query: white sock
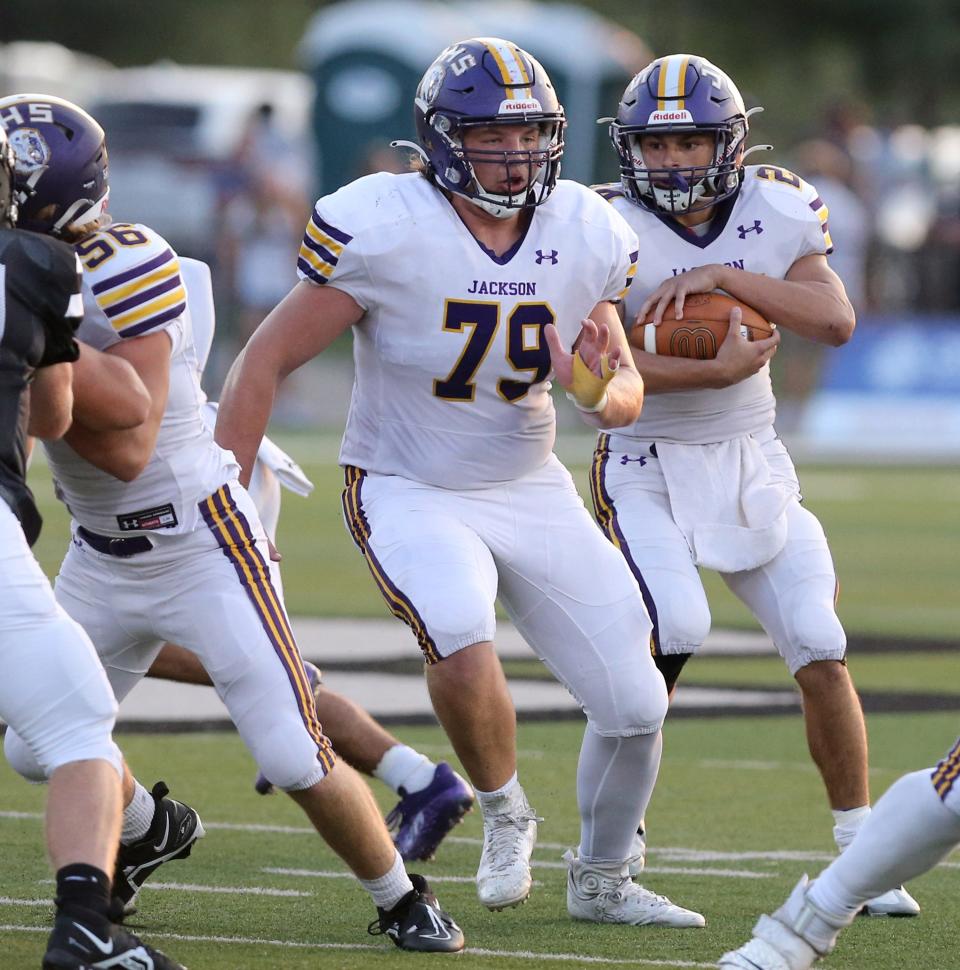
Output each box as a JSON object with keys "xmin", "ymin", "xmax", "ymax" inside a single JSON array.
[
  {"xmin": 358, "ymin": 850, "xmax": 414, "ymax": 910},
  {"xmin": 121, "ymin": 781, "xmax": 155, "ymax": 844},
  {"xmin": 373, "ymin": 745, "xmax": 436, "ymax": 795},
  {"xmin": 476, "ymin": 772, "xmax": 524, "ymax": 816},
  {"xmin": 811, "ymin": 769, "xmax": 960, "ymax": 920},
  {"xmin": 832, "ymin": 804, "xmax": 871, "ymax": 852}
]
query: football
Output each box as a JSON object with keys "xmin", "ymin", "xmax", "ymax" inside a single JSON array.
[{"xmin": 631, "ymin": 292, "xmax": 774, "ymax": 360}]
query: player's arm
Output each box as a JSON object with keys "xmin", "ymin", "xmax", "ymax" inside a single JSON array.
[
  {"xmin": 69, "ymin": 341, "xmax": 152, "ymax": 431},
  {"xmin": 639, "ymin": 256, "xmax": 855, "ymax": 346},
  {"xmin": 63, "ymin": 331, "xmax": 172, "ymax": 481},
  {"xmin": 27, "ymin": 363, "xmax": 74, "ymax": 440},
  {"xmin": 217, "ymin": 281, "xmax": 363, "ymax": 486},
  {"xmin": 545, "ymin": 300, "xmax": 644, "ymax": 429}
]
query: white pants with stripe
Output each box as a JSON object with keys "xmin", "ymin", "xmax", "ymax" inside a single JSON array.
[
  {"xmin": 5, "ymin": 481, "xmax": 332, "ymax": 791},
  {"xmin": 341, "ymin": 454, "xmax": 668, "ymax": 737},
  {"xmin": 592, "ymin": 429, "xmax": 847, "ymax": 676}
]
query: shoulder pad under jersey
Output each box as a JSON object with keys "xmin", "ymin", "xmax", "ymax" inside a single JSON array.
[{"xmin": 75, "ymin": 222, "xmax": 187, "ymax": 339}]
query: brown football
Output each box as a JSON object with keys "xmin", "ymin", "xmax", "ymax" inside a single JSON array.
[{"xmin": 631, "ymin": 291, "xmax": 774, "ymax": 360}]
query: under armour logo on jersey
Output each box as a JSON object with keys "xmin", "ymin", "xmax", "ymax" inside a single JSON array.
[
  {"xmin": 737, "ymin": 220, "xmax": 763, "ymax": 239},
  {"xmin": 535, "ymin": 249, "xmax": 559, "ymax": 265},
  {"xmin": 620, "ymin": 455, "xmax": 647, "ymax": 466}
]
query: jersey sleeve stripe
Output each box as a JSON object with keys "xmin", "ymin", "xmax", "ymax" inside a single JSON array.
[
  {"xmin": 119, "ymin": 301, "xmax": 187, "ymax": 338},
  {"xmin": 91, "ymin": 247, "xmax": 176, "ymax": 295},
  {"xmin": 305, "ymin": 218, "xmax": 345, "ymax": 257},
  {"xmin": 808, "ymin": 197, "xmax": 834, "ymax": 253},
  {"xmin": 97, "ymin": 260, "xmax": 180, "ymax": 306},
  {"xmin": 297, "ymin": 255, "xmax": 331, "ymax": 285},
  {"xmin": 109, "ymin": 286, "xmax": 186, "ymax": 332},
  {"xmin": 101, "ymin": 272, "xmax": 182, "ymax": 319},
  {"xmin": 311, "ymin": 212, "xmax": 353, "ymax": 247},
  {"xmin": 617, "ymin": 250, "xmax": 639, "ymax": 300}
]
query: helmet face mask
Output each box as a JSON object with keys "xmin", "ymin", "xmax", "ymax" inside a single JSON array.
[
  {"xmin": 0, "ymin": 94, "xmax": 109, "ymax": 236},
  {"xmin": 610, "ymin": 55, "xmax": 750, "ymax": 216},
  {"xmin": 413, "ymin": 38, "xmax": 565, "ymax": 219}
]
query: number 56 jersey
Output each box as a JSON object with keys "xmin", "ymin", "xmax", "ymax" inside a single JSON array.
[{"xmin": 297, "ymin": 172, "xmax": 638, "ymax": 489}]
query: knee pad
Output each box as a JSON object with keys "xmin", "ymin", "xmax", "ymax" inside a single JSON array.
[
  {"xmin": 250, "ymin": 721, "xmax": 334, "ymax": 792},
  {"xmin": 4, "ymin": 729, "xmax": 46, "ymax": 783},
  {"xmin": 654, "ymin": 652, "xmax": 693, "ymax": 693},
  {"xmin": 587, "ymin": 657, "xmax": 669, "ymax": 738},
  {"xmin": 654, "ymin": 593, "xmax": 711, "ymax": 655}
]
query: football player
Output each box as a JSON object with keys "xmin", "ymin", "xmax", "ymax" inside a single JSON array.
[
  {"xmin": 0, "ymin": 126, "xmax": 184, "ymax": 969},
  {"xmin": 593, "ymin": 54, "xmax": 916, "ymax": 915},
  {"xmin": 0, "ymin": 93, "xmax": 463, "ymax": 952},
  {"xmin": 720, "ymin": 735, "xmax": 960, "ymax": 968},
  {"xmin": 147, "ymin": 256, "xmax": 475, "ymax": 864},
  {"xmin": 215, "ymin": 37, "xmax": 703, "ymax": 927}
]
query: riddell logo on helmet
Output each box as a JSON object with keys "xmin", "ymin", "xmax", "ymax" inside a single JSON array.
[
  {"xmin": 499, "ymin": 99, "xmax": 543, "ymax": 113},
  {"xmin": 648, "ymin": 110, "xmax": 694, "ymax": 124}
]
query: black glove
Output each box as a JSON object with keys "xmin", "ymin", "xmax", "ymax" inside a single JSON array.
[{"xmin": 38, "ymin": 314, "xmax": 81, "ymax": 367}]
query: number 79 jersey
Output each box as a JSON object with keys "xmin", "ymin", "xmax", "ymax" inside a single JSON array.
[{"xmin": 297, "ymin": 172, "xmax": 638, "ymax": 489}]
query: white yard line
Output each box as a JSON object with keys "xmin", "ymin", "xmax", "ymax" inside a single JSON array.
[{"xmin": 0, "ymin": 924, "xmax": 716, "ymax": 966}]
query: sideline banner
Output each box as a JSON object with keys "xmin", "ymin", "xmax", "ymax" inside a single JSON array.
[{"xmin": 798, "ymin": 316, "xmax": 960, "ymax": 460}]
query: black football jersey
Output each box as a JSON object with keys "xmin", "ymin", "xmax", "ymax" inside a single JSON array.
[{"xmin": 0, "ymin": 227, "xmax": 82, "ymax": 545}]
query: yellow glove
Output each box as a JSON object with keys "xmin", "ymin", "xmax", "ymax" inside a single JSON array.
[{"xmin": 566, "ymin": 351, "xmax": 618, "ymax": 412}]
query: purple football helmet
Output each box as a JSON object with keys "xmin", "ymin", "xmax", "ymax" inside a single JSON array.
[
  {"xmin": 609, "ymin": 55, "xmax": 755, "ymax": 215},
  {"xmin": 0, "ymin": 127, "xmax": 16, "ymax": 228},
  {"xmin": 410, "ymin": 38, "xmax": 564, "ymax": 218},
  {"xmin": 0, "ymin": 93, "xmax": 109, "ymax": 236}
]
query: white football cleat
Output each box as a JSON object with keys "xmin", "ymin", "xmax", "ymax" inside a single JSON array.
[
  {"xmin": 476, "ymin": 799, "xmax": 539, "ymax": 911},
  {"xmin": 565, "ymin": 849, "xmax": 705, "ymax": 927},
  {"xmin": 861, "ymin": 885, "xmax": 920, "ymax": 917},
  {"xmin": 718, "ymin": 876, "xmax": 845, "ymax": 970}
]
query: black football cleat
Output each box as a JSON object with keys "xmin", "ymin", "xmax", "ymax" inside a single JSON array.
[
  {"xmin": 43, "ymin": 908, "xmax": 187, "ymax": 968},
  {"xmin": 367, "ymin": 873, "xmax": 465, "ymax": 952},
  {"xmin": 111, "ymin": 781, "xmax": 205, "ymax": 918}
]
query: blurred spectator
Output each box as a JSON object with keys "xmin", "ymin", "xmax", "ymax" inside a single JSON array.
[
  {"xmin": 794, "ymin": 138, "xmax": 871, "ymax": 314},
  {"xmin": 218, "ymin": 103, "xmax": 311, "ymax": 363}
]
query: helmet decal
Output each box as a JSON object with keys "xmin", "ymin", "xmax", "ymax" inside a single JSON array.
[{"xmin": 0, "ymin": 93, "xmax": 109, "ymax": 236}]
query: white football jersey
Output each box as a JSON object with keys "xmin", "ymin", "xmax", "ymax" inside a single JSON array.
[
  {"xmin": 44, "ymin": 223, "xmax": 239, "ymax": 535},
  {"xmin": 599, "ymin": 165, "xmax": 833, "ymax": 444},
  {"xmin": 297, "ymin": 173, "xmax": 638, "ymax": 488}
]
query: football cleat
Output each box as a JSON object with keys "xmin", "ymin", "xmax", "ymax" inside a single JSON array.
[
  {"xmin": 861, "ymin": 885, "xmax": 920, "ymax": 917},
  {"xmin": 254, "ymin": 661, "xmax": 323, "ymax": 795},
  {"xmin": 43, "ymin": 908, "xmax": 187, "ymax": 969},
  {"xmin": 111, "ymin": 781, "xmax": 205, "ymax": 917},
  {"xmin": 386, "ymin": 762, "xmax": 475, "ymax": 861},
  {"xmin": 718, "ymin": 875, "xmax": 846, "ymax": 970},
  {"xmin": 367, "ymin": 873, "xmax": 464, "ymax": 952},
  {"xmin": 565, "ymin": 849, "xmax": 705, "ymax": 927},
  {"xmin": 476, "ymin": 796, "xmax": 539, "ymax": 911}
]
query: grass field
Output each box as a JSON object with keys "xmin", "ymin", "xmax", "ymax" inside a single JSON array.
[
  {"xmin": 2, "ymin": 715, "xmax": 959, "ymax": 969},
  {"xmin": 10, "ymin": 436, "xmax": 959, "ymax": 968}
]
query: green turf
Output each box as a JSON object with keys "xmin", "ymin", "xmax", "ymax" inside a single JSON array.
[
  {"xmin": 28, "ymin": 441, "xmax": 960, "ymax": 641},
  {"xmin": 2, "ymin": 713, "xmax": 958, "ymax": 968}
]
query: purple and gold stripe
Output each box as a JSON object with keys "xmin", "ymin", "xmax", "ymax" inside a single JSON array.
[
  {"xmin": 200, "ymin": 484, "xmax": 335, "ymax": 772},
  {"xmin": 618, "ymin": 250, "xmax": 639, "ymax": 301},
  {"xmin": 589, "ymin": 434, "xmax": 660, "ymax": 656},
  {"xmin": 485, "ymin": 39, "xmax": 533, "ymax": 100},
  {"xmin": 809, "ymin": 196, "xmax": 834, "ymax": 253},
  {"xmin": 932, "ymin": 736, "xmax": 960, "ymax": 801},
  {"xmin": 93, "ymin": 247, "xmax": 187, "ymax": 335},
  {"xmin": 298, "ymin": 211, "xmax": 354, "ymax": 286},
  {"xmin": 341, "ymin": 466, "xmax": 441, "ymax": 664},
  {"xmin": 656, "ymin": 55, "xmax": 691, "ymax": 111}
]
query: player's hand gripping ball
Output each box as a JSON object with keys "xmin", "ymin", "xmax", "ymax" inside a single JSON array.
[{"xmin": 631, "ymin": 292, "xmax": 774, "ymax": 360}]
